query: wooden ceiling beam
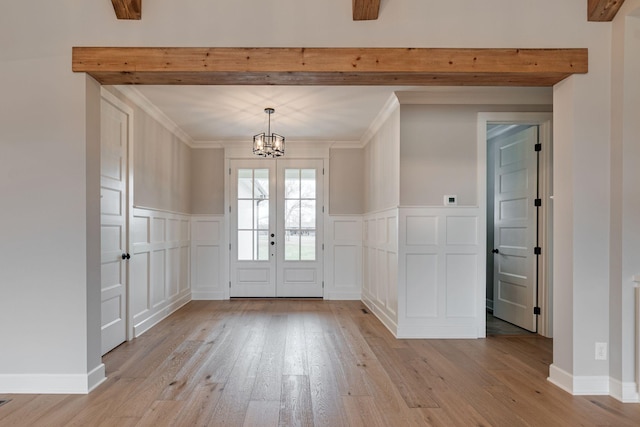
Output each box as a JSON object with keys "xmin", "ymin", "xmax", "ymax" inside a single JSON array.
[
  {"xmin": 353, "ymin": 0, "xmax": 380, "ymax": 21},
  {"xmin": 111, "ymin": 0, "xmax": 141, "ymax": 20},
  {"xmin": 72, "ymin": 47, "xmax": 588, "ymax": 87},
  {"xmin": 588, "ymin": 0, "xmax": 625, "ymax": 21}
]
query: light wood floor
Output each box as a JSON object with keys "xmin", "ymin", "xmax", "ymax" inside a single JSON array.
[{"xmin": 1, "ymin": 300, "xmax": 640, "ymax": 426}]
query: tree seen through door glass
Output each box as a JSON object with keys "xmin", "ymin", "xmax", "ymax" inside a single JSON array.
[
  {"xmin": 237, "ymin": 169, "xmax": 270, "ymax": 261},
  {"xmin": 284, "ymin": 169, "xmax": 316, "ymax": 261}
]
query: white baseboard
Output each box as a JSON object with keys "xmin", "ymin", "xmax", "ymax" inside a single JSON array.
[
  {"xmin": 548, "ymin": 364, "xmax": 575, "ymax": 394},
  {"xmin": 0, "ymin": 364, "xmax": 105, "ymax": 394},
  {"xmin": 610, "ymin": 378, "xmax": 640, "ymax": 403},
  {"xmin": 133, "ymin": 292, "xmax": 191, "ymax": 337},
  {"xmin": 396, "ymin": 323, "xmax": 478, "ymax": 339},
  {"xmin": 361, "ymin": 295, "xmax": 398, "ymax": 337},
  {"xmin": 573, "ymin": 375, "xmax": 610, "ymax": 395},
  {"xmin": 191, "ymin": 290, "xmax": 227, "ymax": 300},
  {"xmin": 325, "ymin": 291, "xmax": 362, "ymax": 300},
  {"xmin": 548, "ymin": 364, "xmax": 610, "ymax": 396},
  {"xmin": 87, "ymin": 363, "xmax": 106, "ymax": 392}
]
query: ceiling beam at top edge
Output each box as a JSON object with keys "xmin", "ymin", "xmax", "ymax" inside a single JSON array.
[
  {"xmin": 72, "ymin": 47, "xmax": 588, "ymax": 87},
  {"xmin": 353, "ymin": 0, "xmax": 381, "ymax": 21},
  {"xmin": 111, "ymin": 0, "xmax": 141, "ymax": 20},
  {"xmin": 588, "ymin": 0, "xmax": 625, "ymax": 21}
]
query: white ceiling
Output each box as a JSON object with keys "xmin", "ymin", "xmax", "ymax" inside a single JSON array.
[
  {"xmin": 129, "ymin": 86, "xmax": 554, "ymax": 144},
  {"xmin": 132, "ymin": 85, "xmax": 415, "ymax": 143}
]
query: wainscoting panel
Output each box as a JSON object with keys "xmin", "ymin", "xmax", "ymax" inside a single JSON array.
[
  {"xmin": 130, "ymin": 208, "xmax": 191, "ymax": 337},
  {"xmin": 362, "ymin": 208, "xmax": 399, "ymax": 334},
  {"xmin": 191, "ymin": 215, "xmax": 227, "ymax": 300},
  {"xmin": 324, "ymin": 216, "xmax": 362, "ymax": 300},
  {"xmin": 397, "ymin": 207, "xmax": 484, "ymax": 338}
]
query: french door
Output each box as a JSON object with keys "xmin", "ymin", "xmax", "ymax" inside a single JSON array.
[{"xmin": 230, "ymin": 159, "xmax": 324, "ymax": 297}]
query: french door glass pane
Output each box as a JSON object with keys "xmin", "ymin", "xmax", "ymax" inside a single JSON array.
[
  {"xmin": 284, "ymin": 168, "xmax": 316, "ymax": 261},
  {"xmin": 237, "ymin": 168, "xmax": 270, "ymax": 261}
]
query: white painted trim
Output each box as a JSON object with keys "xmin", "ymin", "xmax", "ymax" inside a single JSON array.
[
  {"xmin": 112, "ymin": 85, "xmax": 196, "ymax": 147},
  {"xmin": 573, "ymin": 376, "xmax": 610, "ymax": 395},
  {"xmin": 548, "ymin": 364, "xmax": 612, "ymax": 396},
  {"xmin": 397, "ymin": 325, "xmax": 478, "ymax": 339},
  {"xmin": 548, "ymin": 364, "xmax": 574, "ymax": 394},
  {"xmin": 325, "ymin": 291, "xmax": 362, "ymax": 300},
  {"xmin": 191, "ymin": 215, "xmax": 227, "ymax": 301},
  {"xmin": 191, "ymin": 290, "xmax": 227, "ymax": 300},
  {"xmin": 396, "ymin": 87, "xmax": 552, "ymax": 105},
  {"xmin": 362, "ymin": 295, "xmax": 398, "ymax": 337},
  {"xmin": 133, "ymin": 291, "xmax": 191, "ymax": 337},
  {"xmin": 0, "ymin": 364, "xmax": 105, "ymax": 394},
  {"xmin": 610, "ymin": 378, "xmax": 640, "ymax": 403},
  {"xmin": 133, "ymin": 205, "xmax": 192, "ymax": 217},
  {"xmin": 87, "ymin": 364, "xmax": 107, "ymax": 392},
  {"xmin": 360, "ymin": 94, "xmax": 400, "ymax": 147}
]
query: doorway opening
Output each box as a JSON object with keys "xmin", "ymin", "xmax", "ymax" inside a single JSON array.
[{"xmin": 479, "ymin": 113, "xmax": 553, "ymax": 337}]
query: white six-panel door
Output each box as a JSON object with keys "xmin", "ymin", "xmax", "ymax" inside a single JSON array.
[
  {"xmin": 492, "ymin": 126, "xmax": 538, "ymax": 332},
  {"xmin": 230, "ymin": 159, "xmax": 323, "ymax": 297},
  {"xmin": 100, "ymin": 91, "xmax": 131, "ymax": 355}
]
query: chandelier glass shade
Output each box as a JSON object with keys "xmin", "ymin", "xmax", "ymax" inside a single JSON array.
[{"xmin": 253, "ymin": 107, "xmax": 285, "ymax": 158}]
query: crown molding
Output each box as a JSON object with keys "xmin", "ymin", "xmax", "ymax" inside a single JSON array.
[
  {"xmin": 111, "ymin": 85, "xmax": 196, "ymax": 148},
  {"xmin": 359, "ymin": 93, "xmax": 400, "ymax": 148}
]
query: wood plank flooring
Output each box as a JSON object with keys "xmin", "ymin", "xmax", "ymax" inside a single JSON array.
[{"xmin": 1, "ymin": 300, "xmax": 640, "ymax": 426}]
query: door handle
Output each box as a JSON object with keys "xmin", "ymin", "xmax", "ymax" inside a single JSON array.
[
  {"xmin": 270, "ymin": 241, "xmax": 275, "ymax": 246},
  {"xmin": 122, "ymin": 253, "xmax": 131, "ymax": 260},
  {"xmin": 271, "ymin": 233, "xmax": 275, "ymax": 238},
  {"xmin": 492, "ymin": 249, "xmax": 499, "ymax": 254}
]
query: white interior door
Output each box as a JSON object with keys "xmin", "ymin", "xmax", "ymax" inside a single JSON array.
[
  {"xmin": 100, "ymin": 92, "xmax": 131, "ymax": 355},
  {"xmin": 230, "ymin": 159, "xmax": 323, "ymax": 297},
  {"xmin": 492, "ymin": 126, "xmax": 538, "ymax": 332}
]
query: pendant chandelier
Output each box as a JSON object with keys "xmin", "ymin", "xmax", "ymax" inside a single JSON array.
[{"xmin": 253, "ymin": 107, "xmax": 285, "ymax": 158}]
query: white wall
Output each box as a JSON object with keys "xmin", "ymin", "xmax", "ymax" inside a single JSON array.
[
  {"xmin": 400, "ymin": 105, "xmax": 551, "ymax": 207},
  {"xmin": 364, "ymin": 101, "xmax": 400, "ymax": 213},
  {"xmin": 0, "ymin": 0, "xmax": 634, "ymax": 397},
  {"xmin": 361, "ymin": 101, "xmax": 401, "ymax": 331},
  {"xmin": 609, "ymin": 4, "xmax": 640, "ymax": 402}
]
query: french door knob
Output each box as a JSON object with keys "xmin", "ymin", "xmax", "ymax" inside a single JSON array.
[
  {"xmin": 492, "ymin": 249, "xmax": 499, "ymax": 254},
  {"xmin": 271, "ymin": 233, "xmax": 275, "ymax": 238},
  {"xmin": 270, "ymin": 241, "xmax": 275, "ymax": 246},
  {"xmin": 122, "ymin": 253, "xmax": 131, "ymax": 260}
]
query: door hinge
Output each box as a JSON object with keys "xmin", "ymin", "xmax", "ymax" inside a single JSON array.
[
  {"xmin": 322, "ymin": 206, "xmax": 325, "ymax": 213},
  {"xmin": 534, "ymin": 198, "xmax": 542, "ymax": 207},
  {"xmin": 229, "ymin": 281, "xmax": 231, "ymax": 288},
  {"xmin": 534, "ymin": 247, "xmax": 542, "ymax": 255},
  {"xmin": 535, "ymin": 143, "xmax": 542, "ymax": 152},
  {"xmin": 322, "ymin": 281, "xmax": 325, "ymax": 288},
  {"xmin": 229, "ymin": 168, "xmax": 231, "ymax": 175},
  {"xmin": 323, "ymin": 168, "xmax": 325, "ymax": 175},
  {"xmin": 534, "ymin": 306, "xmax": 541, "ymax": 315},
  {"xmin": 229, "ymin": 205, "xmax": 231, "ymax": 213},
  {"xmin": 229, "ymin": 243, "xmax": 231, "ymax": 250},
  {"xmin": 322, "ymin": 243, "xmax": 324, "ymax": 250}
]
